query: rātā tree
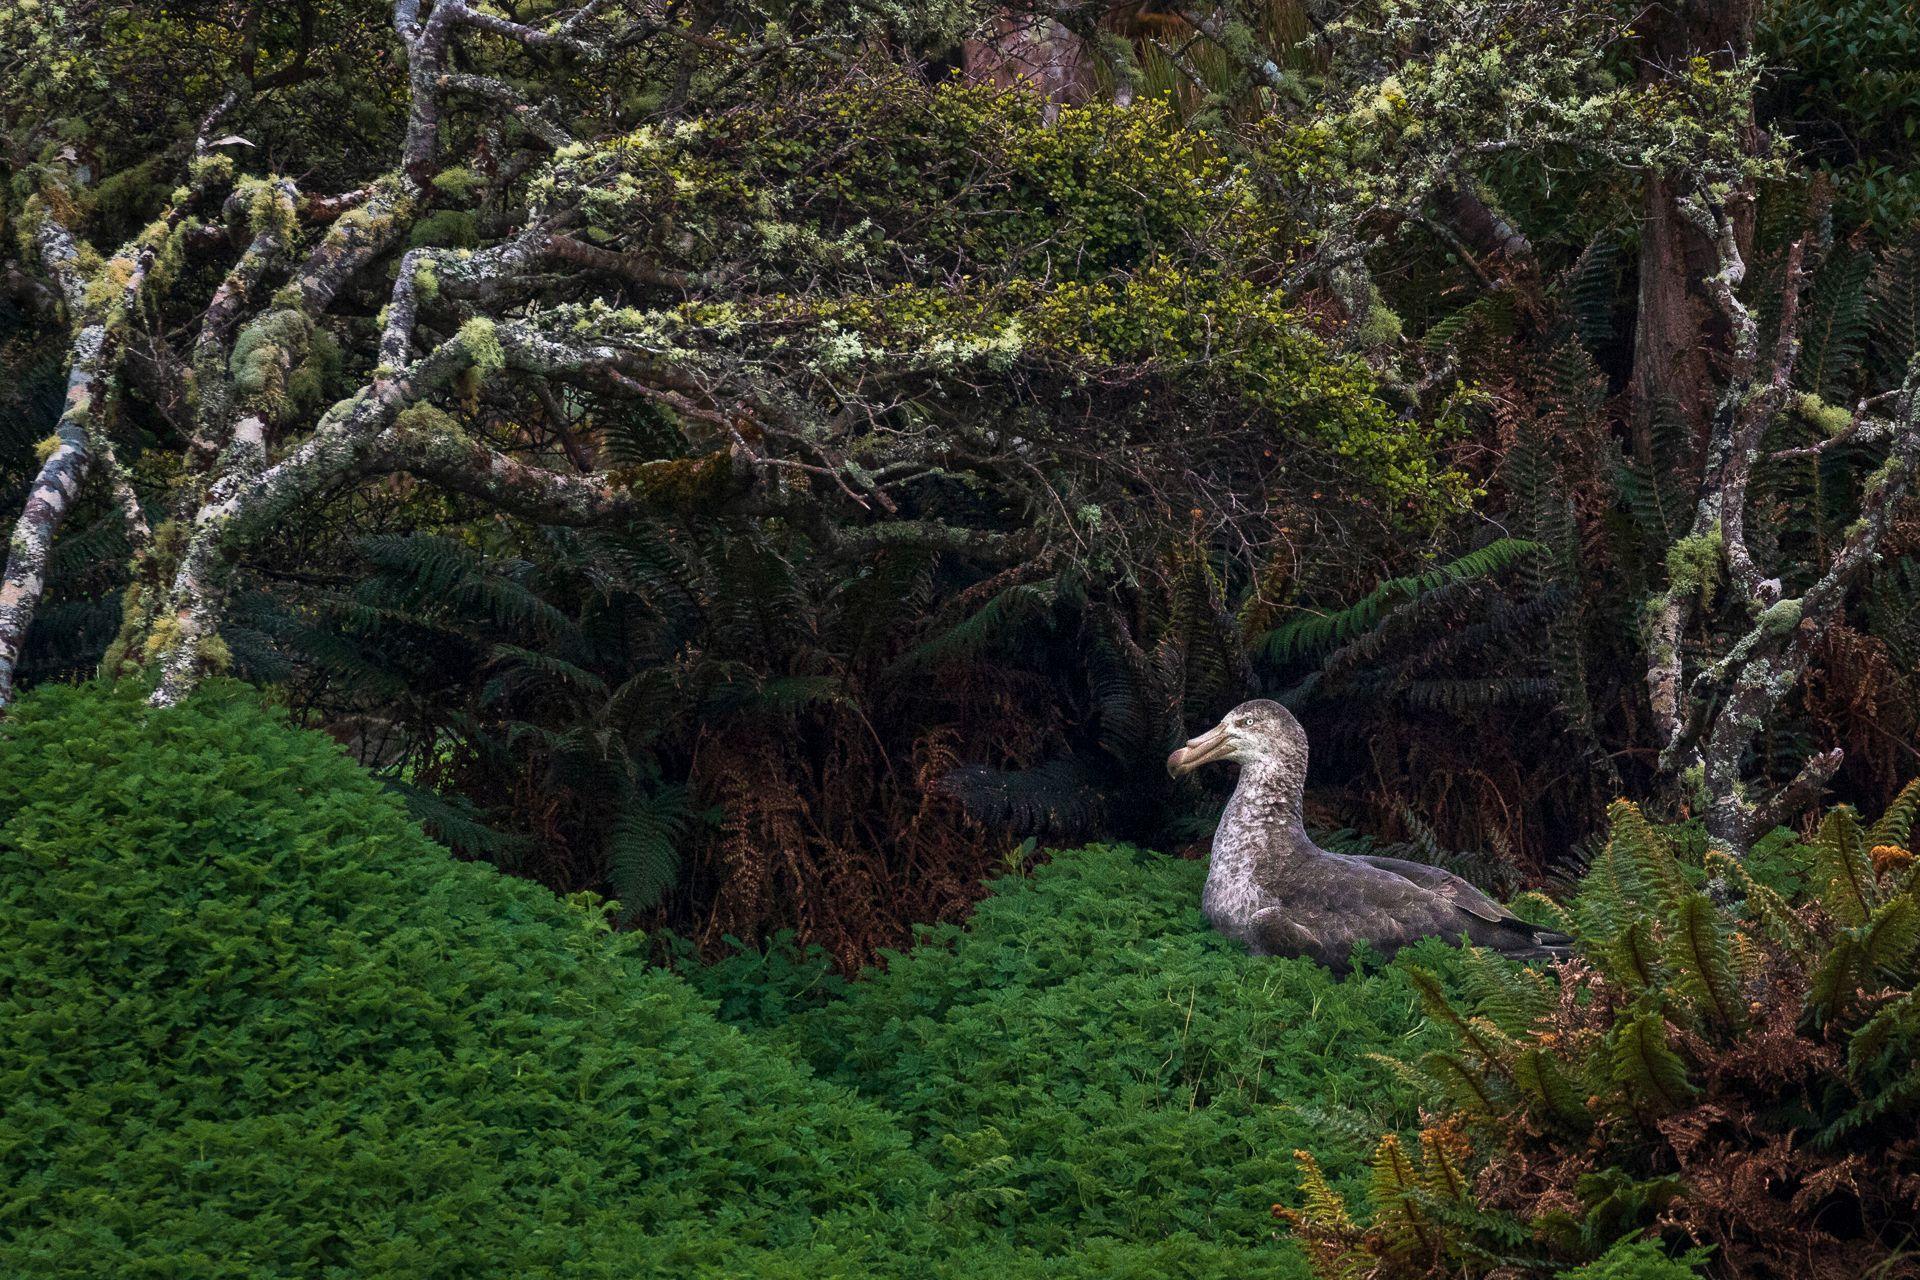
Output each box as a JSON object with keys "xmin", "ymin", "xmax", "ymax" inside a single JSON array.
[{"xmin": 1, "ymin": 0, "xmax": 1460, "ymax": 718}]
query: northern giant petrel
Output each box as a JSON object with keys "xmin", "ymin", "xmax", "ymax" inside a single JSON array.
[{"xmin": 1167, "ymin": 699, "xmax": 1572, "ymax": 972}]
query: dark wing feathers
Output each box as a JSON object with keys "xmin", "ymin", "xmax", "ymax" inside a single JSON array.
[
  {"xmin": 1250, "ymin": 849, "xmax": 1571, "ymax": 970},
  {"xmin": 1353, "ymin": 853, "xmax": 1515, "ymax": 923}
]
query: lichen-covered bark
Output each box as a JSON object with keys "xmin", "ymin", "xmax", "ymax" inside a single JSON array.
[
  {"xmin": 0, "ymin": 327, "xmax": 105, "ymax": 709},
  {"xmin": 0, "ymin": 196, "xmax": 186, "ymax": 710},
  {"xmin": 1642, "ymin": 186, "xmax": 1920, "ymax": 848}
]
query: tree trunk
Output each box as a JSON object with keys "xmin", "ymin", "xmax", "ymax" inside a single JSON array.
[{"xmin": 1629, "ymin": 0, "xmax": 1758, "ymax": 461}]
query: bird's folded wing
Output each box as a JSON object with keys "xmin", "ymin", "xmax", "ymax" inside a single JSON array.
[
  {"xmin": 1269, "ymin": 857, "xmax": 1474, "ymax": 964},
  {"xmin": 1354, "ymin": 853, "xmax": 1514, "ymax": 924}
]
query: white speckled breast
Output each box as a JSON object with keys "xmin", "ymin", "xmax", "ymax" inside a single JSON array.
[{"xmin": 1202, "ymin": 752, "xmax": 1310, "ymax": 942}]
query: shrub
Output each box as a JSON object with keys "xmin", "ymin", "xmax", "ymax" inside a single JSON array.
[
  {"xmin": 0, "ymin": 682, "xmax": 930, "ymax": 1278},
  {"xmin": 783, "ymin": 848, "xmax": 1471, "ymax": 1254},
  {"xmin": 1288, "ymin": 792, "xmax": 1920, "ymax": 1279}
]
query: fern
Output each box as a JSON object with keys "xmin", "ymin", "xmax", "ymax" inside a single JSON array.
[
  {"xmin": 1563, "ymin": 235, "xmax": 1623, "ymax": 356},
  {"xmin": 1459, "ymin": 944, "xmax": 1554, "ymax": 1034},
  {"xmin": 1796, "ymin": 244, "xmax": 1874, "ymax": 399},
  {"xmin": 888, "ymin": 581, "xmax": 1057, "ymax": 674},
  {"xmin": 1257, "ymin": 538, "xmax": 1543, "ymax": 664},
  {"xmin": 1862, "ymin": 896, "xmax": 1920, "ymax": 971},
  {"xmin": 385, "ymin": 777, "xmax": 534, "ymax": 864},
  {"xmin": 1367, "ymin": 1133, "xmax": 1440, "ymax": 1258},
  {"xmin": 1620, "ymin": 802, "xmax": 1690, "ymax": 916},
  {"xmin": 1287, "ymin": 1147, "xmax": 1359, "ymax": 1235},
  {"xmin": 1867, "ymin": 778, "xmax": 1920, "ymax": 850},
  {"xmin": 1814, "ymin": 804, "xmax": 1880, "ymax": 925},
  {"xmin": 1668, "ymin": 892, "xmax": 1746, "ymax": 1030},
  {"xmin": 608, "ymin": 783, "xmax": 691, "ymax": 913},
  {"xmin": 1512, "ymin": 1046, "xmax": 1593, "ymax": 1131},
  {"xmin": 1607, "ymin": 1007, "xmax": 1695, "ymax": 1114}
]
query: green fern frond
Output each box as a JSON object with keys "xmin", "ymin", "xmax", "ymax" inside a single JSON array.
[
  {"xmin": 1512, "ymin": 1046, "xmax": 1593, "ymax": 1131},
  {"xmin": 1258, "ymin": 538, "xmax": 1543, "ymax": 664},
  {"xmin": 483, "ymin": 643, "xmax": 610, "ymax": 703},
  {"xmin": 1797, "ymin": 245, "xmax": 1874, "ymax": 398},
  {"xmin": 1814, "ymin": 804, "xmax": 1879, "ymax": 926},
  {"xmin": 1563, "ymin": 235, "xmax": 1623, "ymax": 355},
  {"xmin": 1868, "ymin": 779, "xmax": 1920, "ymax": 850},
  {"xmin": 1604, "ymin": 919, "xmax": 1663, "ymax": 993},
  {"xmin": 1367, "ymin": 1133, "xmax": 1440, "ymax": 1257},
  {"xmin": 1706, "ymin": 849, "xmax": 1809, "ymax": 955},
  {"xmin": 1460, "ymin": 945, "xmax": 1554, "ymax": 1034},
  {"xmin": 1861, "ymin": 895, "xmax": 1920, "ymax": 973},
  {"xmin": 1510, "ymin": 890, "xmax": 1577, "ymax": 935},
  {"xmin": 1668, "ymin": 892, "xmax": 1747, "ymax": 1030},
  {"xmin": 1607, "ymin": 1008, "xmax": 1695, "ymax": 1115},
  {"xmin": 1290, "ymin": 1148, "xmax": 1358, "ymax": 1233},
  {"xmin": 890, "ymin": 581, "xmax": 1056, "ymax": 674},
  {"xmin": 1807, "ymin": 937, "xmax": 1865, "ymax": 1025},
  {"xmin": 386, "ymin": 778, "xmax": 534, "ymax": 865},
  {"xmin": 1408, "ymin": 966, "xmax": 1512, "ymax": 1063},
  {"xmin": 1607, "ymin": 800, "xmax": 1688, "ymax": 918},
  {"xmin": 608, "ymin": 784, "xmax": 689, "ymax": 913},
  {"xmin": 1419, "ymin": 1050, "xmax": 1500, "ymax": 1116}
]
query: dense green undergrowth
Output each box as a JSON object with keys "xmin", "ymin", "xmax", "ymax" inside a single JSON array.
[{"xmin": 0, "ymin": 683, "xmax": 1694, "ymax": 1278}]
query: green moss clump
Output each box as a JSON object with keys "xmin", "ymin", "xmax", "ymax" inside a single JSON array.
[
  {"xmin": 230, "ymin": 307, "xmax": 313, "ymax": 396},
  {"xmin": 1757, "ymin": 596, "xmax": 1802, "ymax": 635},
  {"xmin": 228, "ymin": 308, "xmax": 338, "ymax": 420},
  {"xmin": 430, "ymin": 166, "xmax": 486, "ymax": 203},
  {"xmin": 407, "ymin": 208, "xmax": 479, "ymax": 249},
  {"xmin": 392, "ymin": 401, "xmax": 461, "ymax": 437},
  {"xmin": 1796, "ymin": 392, "xmax": 1853, "ymax": 437},
  {"xmin": 235, "ymin": 176, "xmax": 299, "ymax": 243},
  {"xmin": 1666, "ymin": 527, "xmax": 1724, "ymax": 606},
  {"xmin": 186, "ymin": 153, "xmax": 234, "ymax": 189}
]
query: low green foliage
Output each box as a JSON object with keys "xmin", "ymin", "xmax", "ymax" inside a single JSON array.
[
  {"xmin": 0, "ymin": 682, "xmax": 1783, "ymax": 1278},
  {"xmin": 782, "ymin": 846, "xmax": 1471, "ymax": 1253},
  {"xmin": 0, "ymin": 682, "xmax": 930, "ymax": 1278},
  {"xmin": 0, "ymin": 682, "xmax": 1439, "ymax": 1278}
]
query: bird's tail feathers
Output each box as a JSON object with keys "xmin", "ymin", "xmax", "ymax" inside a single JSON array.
[{"xmin": 1496, "ymin": 925, "xmax": 1575, "ymax": 961}]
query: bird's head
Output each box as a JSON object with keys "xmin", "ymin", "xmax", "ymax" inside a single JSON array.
[{"xmin": 1165, "ymin": 699, "xmax": 1307, "ymax": 778}]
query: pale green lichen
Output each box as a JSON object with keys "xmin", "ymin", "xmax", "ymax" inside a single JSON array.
[
  {"xmin": 393, "ymin": 402, "xmax": 461, "ymax": 436},
  {"xmin": 187, "ymin": 153, "xmax": 234, "ymax": 189},
  {"xmin": 235, "ymin": 176, "xmax": 298, "ymax": 243},
  {"xmin": 431, "ymin": 166, "xmax": 486, "ymax": 203},
  {"xmin": 229, "ymin": 308, "xmax": 339, "ymax": 418},
  {"xmin": 458, "ymin": 317, "xmax": 504, "ymax": 370}
]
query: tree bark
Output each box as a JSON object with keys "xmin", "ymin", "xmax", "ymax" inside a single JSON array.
[
  {"xmin": 1629, "ymin": 0, "xmax": 1758, "ymax": 460},
  {"xmin": 0, "ymin": 328, "xmax": 105, "ymax": 709}
]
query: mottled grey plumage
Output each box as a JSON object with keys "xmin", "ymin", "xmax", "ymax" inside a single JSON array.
[{"xmin": 1167, "ymin": 699, "xmax": 1571, "ymax": 973}]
